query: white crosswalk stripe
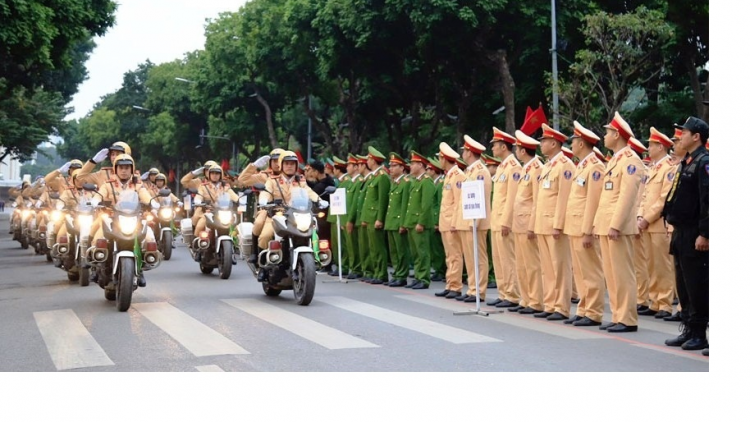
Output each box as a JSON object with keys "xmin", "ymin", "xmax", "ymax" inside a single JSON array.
[
  {"xmin": 396, "ymin": 295, "xmax": 607, "ymax": 340},
  {"xmin": 195, "ymin": 365, "xmax": 225, "ymax": 372},
  {"xmin": 222, "ymin": 298, "xmax": 379, "ymax": 350},
  {"xmin": 132, "ymin": 302, "xmax": 249, "ymax": 357},
  {"xmin": 318, "ymin": 296, "xmax": 501, "ymax": 344},
  {"xmin": 33, "ymin": 309, "xmax": 114, "ymax": 371}
]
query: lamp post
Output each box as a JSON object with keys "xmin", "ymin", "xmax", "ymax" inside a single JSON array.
[{"xmin": 551, "ymin": 0, "xmax": 560, "ymax": 130}]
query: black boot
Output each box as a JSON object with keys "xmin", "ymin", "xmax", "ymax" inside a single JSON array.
[
  {"xmin": 137, "ymin": 273, "xmax": 146, "ymax": 287},
  {"xmin": 681, "ymin": 324, "xmax": 709, "ymax": 350},
  {"xmin": 665, "ymin": 323, "xmax": 692, "ymax": 347},
  {"xmin": 248, "ymin": 235, "xmax": 259, "ymax": 264}
]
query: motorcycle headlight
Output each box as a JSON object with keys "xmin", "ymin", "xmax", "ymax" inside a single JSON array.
[
  {"xmin": 78, "ymin": 214, "xmax": 93, "ymax": 229},
  {"xmin": 218, "ymin": 210, "xmax": 233, "ymax": 225},
  {"xmin": 51, "ymin": 210, "xmax": 62, "ymax": 222},
  {"xmin": 294, "ymin": 212, "xmax": 312, "ymax": 232},
  {"xmin": 119, "ymin": 215, "xmax": 138, "ymax": 235},
  {"xmin": 22, "ymin": 210, "xmax": 31, "ymax": 218},
  {"xmin": 55, "ymin": 202, "xmax": 64, "ymax": 210},
  {"xmin": 159, "ymin": 208, "xmax": 173, "ymax": 219}
]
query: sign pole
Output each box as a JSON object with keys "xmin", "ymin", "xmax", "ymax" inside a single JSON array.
[
  {"xmin": 324, "ymin": 187, "xmax": 348, "ymax": 284},
  {"xmin": 337, "ymin": 215, "xmax": 344, "ymax": 282}
]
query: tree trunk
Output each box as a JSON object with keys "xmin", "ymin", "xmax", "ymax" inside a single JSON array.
[
  {"xmin": 252, "ymin": 89, "xmax": 278, "ymax": 148},
  {"xmin": 497, "ymin": 50, "xmax": 516, "ymax": 133},
  {"xmin": 686, "ymin": 55, "xmax": 705, "ymax": 120}
]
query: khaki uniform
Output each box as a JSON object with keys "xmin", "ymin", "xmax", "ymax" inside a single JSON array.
[
  {"xmin": 634, "ymin": 160, "xmax": 650, "ymax": 307},
  {"xmin": 257, "ymin": 174, "xmax": 319, "ymax": 249},
  {"xmin": 563, "ymin": 152, "xmax": 606, "ymax": 322},
  {"xmin": 93, "ymin": 178, "xmax": 154, "ymax": 242},
  {"xmin": 194, "ymin": 181, "xmax": 240, "ymax": 235},
  {"xmin": 238, "ymin": 164, "xmax": 272, "ymax": 188},
  {"xmin": 513, "ymin": 156, "xmax": 543, "ymax": 310},
  {"xmin": 77, "ymin": 160, "xmax": 115, "ymax": 189},
  {"xmin": 532, "ymin": 151, "xmax": 576, "ymax": 316},
  {"xmin": 638, "ymin": 156, "xmax": 677, "ymax": 313},
  {"xmin": 180, "ymin": 171, "xmax": 204, "ymax": 192},
  {"xmin": 489, "ymin": 154, "xmax": 521, "ymax": 304},
  {"xmin": 593, "ymin": 148, "xmax": 645, "ymax": 326},
  {"xmin": 455, "ymin": 160, "xmax": 492, "ymax": 300},
  {"xmin": 439, "ymin": 164, "xmax": 466, "ymax": 293}
]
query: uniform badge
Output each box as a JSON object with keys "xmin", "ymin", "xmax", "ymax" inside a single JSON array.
[
  {"xmin": 445, "ymin": 184, "xmax": 451, "ymax": 190},
  {"xmin": 499, "ymin": 174, "xmax": 507, "ymax": 182},
  {"xmin": 605, "ymin": 181, "xmax": 613, "ymax": 190},
  {"xmin": 576, "ymin": 177, "xmax": 586, "ymax": 187},
  {"xmin": 477, "ymin": 175, "xmax": 484, "ymax": 180},
  {"xmin": 592, "ymin": 171, "xmax": 601, "ymax": 181},
  {"xmin": 513, "ymin": 173, "xmax": 520, "ymax": 181},
  {"xmin": 705, "ymin": 164, "xmax": 709, "ymax": 175},
  {"xmin": 563, "ymin": 170, "xmax": 572, "ymax": 180},
  {"xmin": 543, "ymin": 180, "xmax": 551, "ymax": 189},
  {"xmin": 667, "ymin": 172, "xmax": 675, "ymax": 181},
  {"xmin": 627, "ymin": 164, "xmax": 637, "ymax": 175},
  {"xmin": 456, "ymin": 181, "xmax": 462, "ymax": 188}
]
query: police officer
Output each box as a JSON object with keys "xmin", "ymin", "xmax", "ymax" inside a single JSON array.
[
  {"xmin": 327, "ymin": 156, "xmax": 351, "ymax": 276},
  {"xmin": 435, "ymin": 143, "xmax": 466, "ymax": 298},
  {"xmin": 404, "ymin": 151, "xmax": 435, "ymax": 289},
  {"xmin": 344, "ymin": 154, "xmax": 364, "ymax": 279},
  {"xmin": 663, "ymin": 117, "xmax": 709, "ymax": 352},
  {"xmin": 385, "ymin": 153, "xmax": 412, "ymax": 287},
  {"xmin": 360, "ymin": 147, "xmax": 390, "ymax": 284},
  {"xmin": 426, "ymin": 157, "xmax": 446, "ymax": 283}
]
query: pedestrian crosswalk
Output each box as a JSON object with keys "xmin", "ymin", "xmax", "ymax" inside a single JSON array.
[{"xmin": 28, "ymin": 295, "xmax": 692, "ymax": 371}]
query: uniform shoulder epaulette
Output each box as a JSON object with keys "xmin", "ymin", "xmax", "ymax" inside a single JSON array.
[{"xmin": 623, "ymin": 150, "xmax": 633, "ymax": 158}]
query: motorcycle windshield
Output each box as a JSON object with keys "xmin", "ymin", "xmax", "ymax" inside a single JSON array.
[
  {"xmin": 216, "ymin": 192, "xmax": 232, "ymax": 210},
  {"xmin": 77, "ymin": 195, "xmax": 94, "ymax": 213},
  {"xmin": 289, "ymin": 187, "xmax": 311, "ymax": 212},
  {"xmin": 116, "ymin": 190, "xmax": 140, "ymax": 214},
  {"xmin": 159, "ymin": 196, "xmax": 173, "ymax": 207}
]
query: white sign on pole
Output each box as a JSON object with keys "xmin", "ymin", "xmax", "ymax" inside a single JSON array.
[
  {"xmin": 461, "ymin": 180, "xmax": 486, "ymax": 220},
  {"xmin": 330, "ymin": 188, "xmax": 347, "ymax": 216}
]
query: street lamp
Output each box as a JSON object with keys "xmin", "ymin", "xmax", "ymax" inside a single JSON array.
[
  {"xmin": 492, "ymin": 106, "xmax": 506, "ymax": 115},
  {"xmin": 132, "ymin": 105, "xmax": 151, "ymax": 111},
  {"xmin": 175, "ymin": 77, "xmax": 195, "ymax": 83}
]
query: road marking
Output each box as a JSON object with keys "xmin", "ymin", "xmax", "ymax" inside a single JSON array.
[
  {"xmin": 632, "ymin": 344, "xmax": 709, "ymax": 363},
  {"xmin": 318, "ymin": 296, "xmax": 501, "ymax": 344},
  {"xmin": 396, "ymin": 295, "xmax": 606, "ymax": 340},
  {"xmin": 222, "ymin": 298, "xmax": 378, "ymax": 350},
  {"xmin": 196, "ymin": 365, "xmax": 225, "ymax": 372},
  {"xmin": 33, "ymin": 309, "xmax": 114, "ymax": 371},
  {"xmin": 132, "ymin": 302, "xmax": 249, "ymax": 357}
]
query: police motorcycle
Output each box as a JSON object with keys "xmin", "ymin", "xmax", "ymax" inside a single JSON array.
[
  {"xmin": 183, "ymin": 191, "xmax": 241, "ymax": 279},
  {"xmin": 11, "ymin": 197, "xmax": 34, "ymax": 249},
  {"xmin": 45, "ymin": 192, "xmax": 67, "ymax": 265},
  {"xmin": 237, "ymin": 183, "xmax": 335, "ymax": 306},
  {"xmin": 57, "ymin": 194, "xmax": 100, "ymax": 286},
  {"xmin": 145, "ymin": 190, "xmax": 179, "ymax": 261},
  {"xmin": 83, "ymin": 184, "xmax": 162, "ymax": 312},
  {"xmin": 32, "ymin": 193, "xmax": 58, "ymax": 262},
  {"xmin": 27, "ymin": 195, "xmax": 49, "ymax": 258}
]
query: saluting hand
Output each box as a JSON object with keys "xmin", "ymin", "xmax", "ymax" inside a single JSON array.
[{"xmin": 695, "ymin": 236, "xmax": 709, "ymax": 252}]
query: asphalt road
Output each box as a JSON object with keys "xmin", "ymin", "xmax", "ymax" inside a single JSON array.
[{"xmin": 0, "ymin": 214, "xmax": 708, "ymax": 372}]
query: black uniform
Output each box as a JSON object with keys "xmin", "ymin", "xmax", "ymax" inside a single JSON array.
[{"xmin": 664, "ymin": 142, "xmax": 709, "ymax": 345}]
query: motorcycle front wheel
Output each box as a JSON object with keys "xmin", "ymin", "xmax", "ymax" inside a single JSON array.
[
  {"xmin": 162, "ymin": 230, "xmax": 173, "ymax": 261},
  {"xmin": 294, "ymin": 253, "xmax": 316, "ymax": 306},
  {"xmin": 116, "ymin": 257, "xmax": 135, "ymax": 312},
  {"xmin": 262, "ymin": 282, "xmax": 282, "ymax": 297},
  {"xmin": 218, "ymin": 240, "xmax": 233, "ymax": 279}
]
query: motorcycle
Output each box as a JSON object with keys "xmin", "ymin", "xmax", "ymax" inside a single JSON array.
[
  {"xmin": 60, "ymin": 195, "xmax": 99, "ymax": 285},
  {"xmin": 237, "ymin": 184, "xmax": 335, "ymax": 306},
  {"xmin": 13, "ymin": 198, "xmax": 34, "ymax": 249},
  {"xmin": 46, "ymin": 193, "xmax": 67, "ymax": 267},
  {"xmin": 146, "ymin": 190, "xmax": 179, "ymax": 261},
  {"xmin": 83, "ymin": 184, "xmax": 162, "ymax": 312},
  {"xmin": 183, "ymin": 191, "xmax": 240, "ymax": 279}
]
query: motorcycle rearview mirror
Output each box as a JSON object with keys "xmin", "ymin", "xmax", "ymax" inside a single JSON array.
[
  {"xmin": 159, "ymin": 188, "xmax": 171, "ymax": 197},
  {"xmin": 49, "ymin": 192, "xmax": 60, "ymax": 200},
  {"xmin": 252, "ymin": 183, "xmax": 267, "ymax": 192},
  {"xmin": 324, "ymin": 185, "xmax": 337, "ymax": 195},
  {"xmin": 187, "ymin": 188, "xmax": 199, "ymax": 195},
  {"xmin": 82, "ymin": 183, "xmax": 97, "ymax": 192}
]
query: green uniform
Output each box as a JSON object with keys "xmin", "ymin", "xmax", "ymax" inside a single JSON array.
[
  {"xmin": 385, "ymin": 174, "xmax": 412, "ymax": 282},
  {"xmin": 404, "ymin": 173, "xmax": 436, "ymax": 284},
  {"xmin": 431, "ymin": 174, "xmax": 446, "ymax": 280},
  {"xmin": 327, "ymin": 174, "xmax": 351, "ymax": 273},
  {"xmin": 354, "ymin": 173, "xmax": 372, "ymax": 278},
  {"xmin": 361, "ymin": 166, "xmax": 390, "ymax": 282},
  {"xmin": 349, "ymin": 174, "xmax": 366, "ymax": 277}
]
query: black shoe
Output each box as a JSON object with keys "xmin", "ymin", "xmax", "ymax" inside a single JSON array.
[
  {"xmin": 664, "ymin": 312, "xmax": 682, "ymax": 322},
  {"xmin": 258, "ymin": 269, "xmax": 268, "ymax": 282},
  {"xmin": 463, "ymin": 295, "xmax": 483, "ymax": 302},
  {"xmin": 607, "ymin": 323, "xmax": 638, "ymax": 333},
  {"xmin": 547, "ymin": 312, "xmax": 568, "ymax": 321},
  {"xmin": 435, "ymin": 289, "xmax": 451, "ymax": 297},
  {"xmin": 455, "ymin": 294, "xmax": 469, "ymax": 301},
  {"xmin": 137, "ymin": 274, "xmax": 146, "ymax": 287},
  {"xmin": 702, "ymin": 348, "xmax": 709, "ymax": 357},
  {"xmin": 519, "ymin": 307, "xmax": 541, "ymax": 314},
  {"xmin": 445, "ymin": 291, "xmax": 461, "ymax": 299},
  {"xmin": 665, "ymin": 327, "xmax": 692, "ymax": 347},
  {"xmin": 534, "ymin": 312, "xmax": 553, "ymax": 318},
  {"xmin": 405, "ymin": 280, "xmax": 419, "ymax": 288},
  {"xmin": 654, "ymin": 310, "xmax": 671, "ymax": 319},
  {"xmin": 681, "ymin": 337, "xmax": 709, "ymax": 351},
  {"xmin": 508, "ymin": 306, "xmax": 525, "ymax": 312},
  {"xmin": 638, "ymin": 308, "xmax": 658, "ymax": 316},
  {"xmin": 411, "ymin": 281, "xmax": 429, "ymax": 290},
  {"xmin": 347, "ymin": 273, "xmax": 360, "ymax": 280},
  {"xmin": 571, "ymin": 297, "xmax": 580, "ymax": 304},
  {"xmin": 430, "ymin": 273, "xmax": 444, "ymax": 282},
  {"xmin": 487, "ymin": 281, "xmax": 497, "ymax": 289},
  {"xmin": 389, "ymin": 280, "xmax": 407, "ymax": 287},
  {"xmin": 636, "ymin": 304, "xmax": 649, "ymax": 312},
  {"xmin": 370, "ymin": 279, "xmax": 386, "ymax": 285},
  {"xmin": 599, "ymin": 322, "xmax": 616, "ymax": 330},
  {"xmin": 487, "ymin": 298, "xmax": 503, "ymax": 306},
  {"xmin": 564, "ymin": 315, "xmax": 583, "ymax": 325},
  {"xmin": 496, "ymin": 300, "xmax": 519, "ymax": 308},
  {"xmin": 573, "ymin": 317, "xmax": 602, "ymax": 327}
]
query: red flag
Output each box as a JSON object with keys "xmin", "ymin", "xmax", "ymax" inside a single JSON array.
[
  {"xmin": 294, "ymin": 150, "xmax": 305, "ymax": 166},
  {"xmin": 520, "ymin": 105, "xmax": 548, "ymax": 136},
  {"xmin": 221, "ymin": 159, "xmax": 230, "ymax": 172},
  {"xmin": 168, "ymin": 169, "xmax": 175, "ymax": 183},
  {"xmin": 524, "ymin": 106, "xmax": 533, "ymax": 122}
]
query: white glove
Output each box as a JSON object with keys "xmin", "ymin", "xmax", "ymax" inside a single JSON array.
[
  {"xmin": 258, "ymin": 197, "xmax": 268, "ymax": 206},
  {"xmin": 318, "ymin": 200, "xmax": 329, "ymax": 209},
  {"xmin": 92, "ymin": 148, "xmax": 109, "ymax": 164},
  {"xmin": 253, "ymin": 155, "xmax": 271, "ymax": 169},
  {"xmin": 191, "ymin": 167, "xmax": 204, "ymax": 177},
  {"xmin": 58, "ymin": 161, "xmax": 71, "ymax": 174},
  {"xmin": 141, "ymin": 173, "xmax": 149, "ymax": 181}
]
